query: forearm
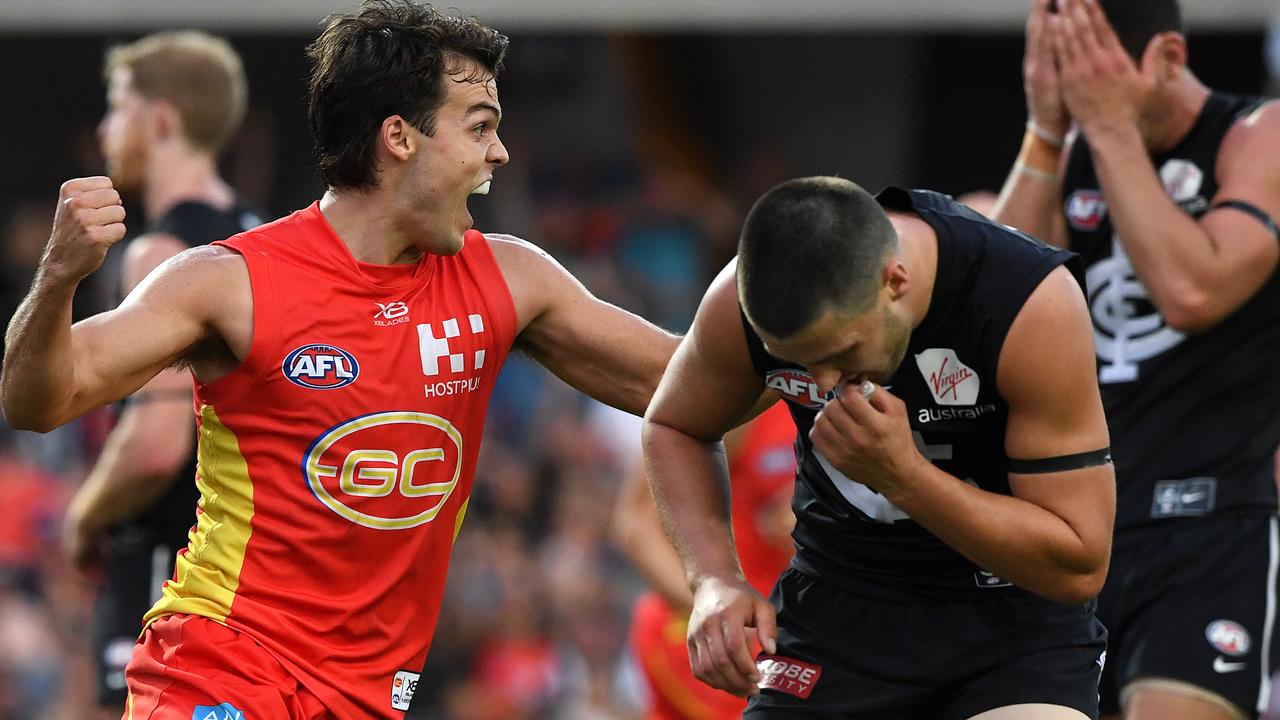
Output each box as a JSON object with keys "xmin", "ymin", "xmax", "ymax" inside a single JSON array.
[
  {"xmin": 67, "ymin": 399, "xmax": 192, "ymax": 532},
  {"xmin": 1087, "ymin": 125, "xmax": 1220, "ymax": 326},
  {"xmin": 887, "ymin": 463, "xmax": 1104, "ymax": 604},
  {"xmin": 642, "ymin": 421, "xmax": 742, "ymax": 589},
  {"xmin": 615, "ymin": 513, "xmax": 695, "ymax": 613},
  {"xmin": 991, "ymin": 130, "xmax": 1065, "ymax": 245},
  {"xmin": 2, "ymin": 270, "xmax": 81, "ymax": 431}
]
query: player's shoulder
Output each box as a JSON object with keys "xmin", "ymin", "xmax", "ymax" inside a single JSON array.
[
  {"xmin": 1221, "ymin": 99, "xmax": 1280, "ymax": 165},
  {"xmin": 483, "ymin": 232, "xmax": 556, "ymax": 265},
  {"xmin": 144, "ymin": 244, "xmax": 249, "ymax": 291}
]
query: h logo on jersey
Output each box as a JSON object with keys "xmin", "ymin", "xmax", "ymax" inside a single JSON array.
[
  {"xmin": 914, "ymin": 349, "xmax": 979, "ymax": 406},
  {"xmin": 418, "ymin": 314, "xmax": 486, "ymax": 376}
]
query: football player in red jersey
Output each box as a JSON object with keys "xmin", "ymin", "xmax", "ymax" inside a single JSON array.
[{"xmin": 1, "ymin": 2, "xmax": 677, "ymax": 718}]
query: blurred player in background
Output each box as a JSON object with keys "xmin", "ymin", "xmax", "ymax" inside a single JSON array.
[
  {"xmin": 1, "ymin": 2, "xmax": 677, "ymax": 718},
  {"xmin": 614, "ymin": 401, "xmax": 795, "ymax": 720},
  {"xmin": 992, "ymin": 1, "xmax": 1280, "ymax": 718},
  {"xmin": 61, "ymin": 30, "xmax": 263, "ymax": 720},
  {"xmin": 647, "ymin": 176, "xmax": 1114, "ymax": 719}
]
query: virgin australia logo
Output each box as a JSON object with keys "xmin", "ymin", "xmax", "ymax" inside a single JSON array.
[{"xmin": 914, "ymin": 348, "xmax": 979, "ymax": 406}]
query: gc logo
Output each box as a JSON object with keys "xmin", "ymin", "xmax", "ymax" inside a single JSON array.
[{"xmin": 303, "ymin": 411, "xmax": 463, "ymax": 530}]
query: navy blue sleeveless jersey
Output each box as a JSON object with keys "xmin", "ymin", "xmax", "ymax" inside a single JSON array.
[
  {"xmin": 119, "ymin": 198, "xmax": 263, "ymax": 546},
  {"xmin": 1062, "ymin": 92, "xmax": 1280, "ymax": 531},
  {"xmin": 742, "ymin": 187, "xmax": 1083, "ymax": 599}
]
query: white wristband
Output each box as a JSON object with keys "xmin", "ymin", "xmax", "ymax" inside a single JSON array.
[
  {"xmin": 1015, "ymin": 160, "xmax": 1058, "ymax": 182},
  {"xmin": 1026, "ymin": 121, "xmax": 1065, "ymax": 149}
]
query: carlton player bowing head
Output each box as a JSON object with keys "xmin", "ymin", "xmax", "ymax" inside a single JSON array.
[
  {"xmin": 645, "ymin": 177, "xmax": 1116, "ymax": 719},
  {"xmin": 0, "ymin": 2, "xmax": 676, "ymax": 718}
]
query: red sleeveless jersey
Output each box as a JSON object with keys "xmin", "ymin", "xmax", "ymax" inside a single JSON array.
[
  {"xmin": 729, "ymin": 402, "xmax": 797, "ymax": 595},
  {"xmin": 144, "ymin": 202, "xmax": 517, "ymax": 718}
]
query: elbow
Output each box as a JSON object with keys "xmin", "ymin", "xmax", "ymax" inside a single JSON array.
[
  {"xmin": 0, "ymin": 401, "xmax": 60, "ymax": 434},
  {"xmin": 1158, "ymin": 289, "xmax": 1219, "ymax": 335},
  {"xmin": 1038, "ymin": 563, "xmax": 1108, "ymax": 606}
]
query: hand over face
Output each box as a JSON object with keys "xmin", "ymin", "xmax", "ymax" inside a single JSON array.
[
  {"xmin": 809, "ymin": 382, "xmax": 924, "ymax": 499},
  {"xmin": 1049, "ymin": 0, "xmax": 1151, "ymax": 134}
]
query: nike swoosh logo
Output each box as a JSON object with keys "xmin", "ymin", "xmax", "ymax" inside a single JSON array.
[
  {"xmin": 1181, "ymin": 491, "xmax": 1206, "ymax": 503},
  {"xmin": 1214, "ymin": 656, "xmax": 1246, "ymax": 673}
]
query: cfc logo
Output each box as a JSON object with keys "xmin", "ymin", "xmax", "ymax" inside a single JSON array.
[
  {"xmin": 303, "ymin": 412, "xmax": 463, "ymax": 530},
  {"xmin": 283, "ymin": 344, "xmax": 359, "ymax": 390}
]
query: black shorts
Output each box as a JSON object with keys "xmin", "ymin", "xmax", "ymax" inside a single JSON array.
[
  {"xmin": 745, "ymin": 567, "xmax": 1107, "ymax": 720},
  {"xmin": 91, "ymin": 525, "xmax": 178, "ymax": 708},
  {"xmin": 1098, "ymin": 513, "xmax": 1280, "ymax": 717}
]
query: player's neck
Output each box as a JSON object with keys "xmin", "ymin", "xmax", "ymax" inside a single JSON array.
[
  {"xmin": 1144, "ymin": 72, "xmax": 1210, "ymax": 155},
  {"xmin": 318, "ymin": 189, "xmax": 425, "ymax": 266},
  {"xmin": 143, "ymin": 150, "xmax": 232, "ymax": 223},
  {"xmin": 887, "ymin": 212, "xmax": 937, "ymax": 330}
]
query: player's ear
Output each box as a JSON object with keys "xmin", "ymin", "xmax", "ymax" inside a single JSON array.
[
  {"xmin": 379, "ymin": 115, "xmax": 414, "ymax": 162},
  {"xmin": 1141, "ymin": 32, "xmax": 1186, "ymax": 83},
  {"xmin": 149, "ymin": 99, "xmax": 182, "ymax": 143},
  {"xmin": 884, "ymin": 258, "xmax": 909, "ymax": 302}
]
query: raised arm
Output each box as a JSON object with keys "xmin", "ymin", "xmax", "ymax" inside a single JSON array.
[
  {"xmin": 990, "ymin": 0, "xmax": 1071, "ymax": 248},
  {"xmin": 2, "ymin": 178, "xmax": 243, "ymax": 431},
  {"xmin": 814, "ymin": 266, "xmax": 1114, "ymax": 605},
  {"xmin": 643, "ymin": 261, "xmax": 776, "ymax": 698},
  {"xmin": 487, "ymin": 233, "xmax": 679, "ymax": 417},
  {"xmin": 62, "ymin": 232, "xmax": 199, "ymax": 570},
  {"xmin": 1052, "ymin": 0, "xmax": 1280, "ymax": 332}
]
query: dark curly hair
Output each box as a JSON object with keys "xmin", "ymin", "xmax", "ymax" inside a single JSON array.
[{"xmin": 306, "ymin": 0, "xmax": 509, "ymax": 189}]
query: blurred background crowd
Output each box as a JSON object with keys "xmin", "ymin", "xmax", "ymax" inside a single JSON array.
[{"xmin": 0, "ymin": 3, "xmax": 1278, "ymax": 718}]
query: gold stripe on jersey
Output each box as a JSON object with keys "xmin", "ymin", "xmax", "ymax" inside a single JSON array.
[
  {"xmin": 453, "ymin": 496, "xmax": 470, "ymax": 542},
  {"xmin": 144, "ymin": 405, "xmax": 254, "ymax": 625}
]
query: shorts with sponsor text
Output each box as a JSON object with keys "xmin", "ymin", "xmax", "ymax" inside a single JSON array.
[
  {"xmin": 124, "ymin": 614, "xmax": 336, "ymax": 720},
  {"xmin": 744, "ymin": 567, "xmax": 1106, "ymax": 720},
  {"xmin": 1098, "ymin": 513, "xmax": 1280, "ymax": 718}
]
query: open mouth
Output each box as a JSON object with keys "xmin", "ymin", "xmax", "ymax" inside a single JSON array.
[{"xmin": 470, "ymin": 180, "xmax": 491, "ymax": 196}]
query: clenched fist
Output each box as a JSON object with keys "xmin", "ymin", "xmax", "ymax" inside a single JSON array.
[{"xmin": 41, "ymin": 176, "xmax": 126, "ymax": 284}]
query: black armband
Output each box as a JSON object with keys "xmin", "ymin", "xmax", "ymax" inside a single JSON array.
[
  {"xmin": 1209, "ymin": 200, "xmax": 1280, "ymax": 240},
  {"xmin": 1008, "ymin": 448, "xmax": 1112, "ymax": 475}
]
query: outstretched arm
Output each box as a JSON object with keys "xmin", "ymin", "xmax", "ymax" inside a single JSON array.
[{"xmin": 488, "ymin": 233, "xmax": 680, "ymax": 416}]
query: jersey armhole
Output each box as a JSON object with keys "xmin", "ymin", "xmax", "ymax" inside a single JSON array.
[
  {"xmin": 193, "ymin": 243, "xmax": 280, "ymax": 406},
  {"xmin": 469, "ymin": 232, "xmax": 523, "ymax": 353}
]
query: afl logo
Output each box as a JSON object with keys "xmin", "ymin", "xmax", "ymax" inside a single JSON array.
[
  {"xmin": 1206, "ymin": 620, "xmax": 1250, "ymax": 657},
  {"xmin": 303, "ymin": 411, "xmax": 463, "ymax": 530},
  {"xmin": 283, "ymin": 344, "xmax": 359, "ymax": 390},
  {"xmin": 765, "ymin": 369, "xmax": 827, "ymax": 409}
]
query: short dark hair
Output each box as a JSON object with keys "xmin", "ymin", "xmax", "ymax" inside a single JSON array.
[
  {"xmin": 306, "ymin": 0, "xmax": 509, "ymax": 189},
  {"xmin": 737, "ymin": 177, "xmax": 897, "ymax": 339},
  {"xmin": 1097, "ymin": 0, "xmax": 1183, "ymax": 62}
]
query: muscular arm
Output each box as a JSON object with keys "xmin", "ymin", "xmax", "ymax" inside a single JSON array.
[
  {"xmin": 488, "ymin": 234, "xmax": 679, "ymax": 416},
  {"xmin": 612, "ymin": 454, "xmax": 696, "ymax": 614},
  {"xmin": 63, "ymin": 233, "xmax": 198, "ymax": 567},
  {"xmin": 844, "ymin": 267, "xmax": 1114, "ymax": 605},
  {"xmin": 1085, "ymin": 103, "xmax": 1280, "ymax": 332},
  {"xmin": 644, "ymin": 261, "xmax": 777, "ymax": 695},
  {"xmin": 3, "ymin": 241, "xmax": 244, "ymax": 433}
]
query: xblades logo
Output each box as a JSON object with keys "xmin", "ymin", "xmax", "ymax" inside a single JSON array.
[{"xmin": 374, "ymin": 301, "xmax": 410, "ymax": 326}]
